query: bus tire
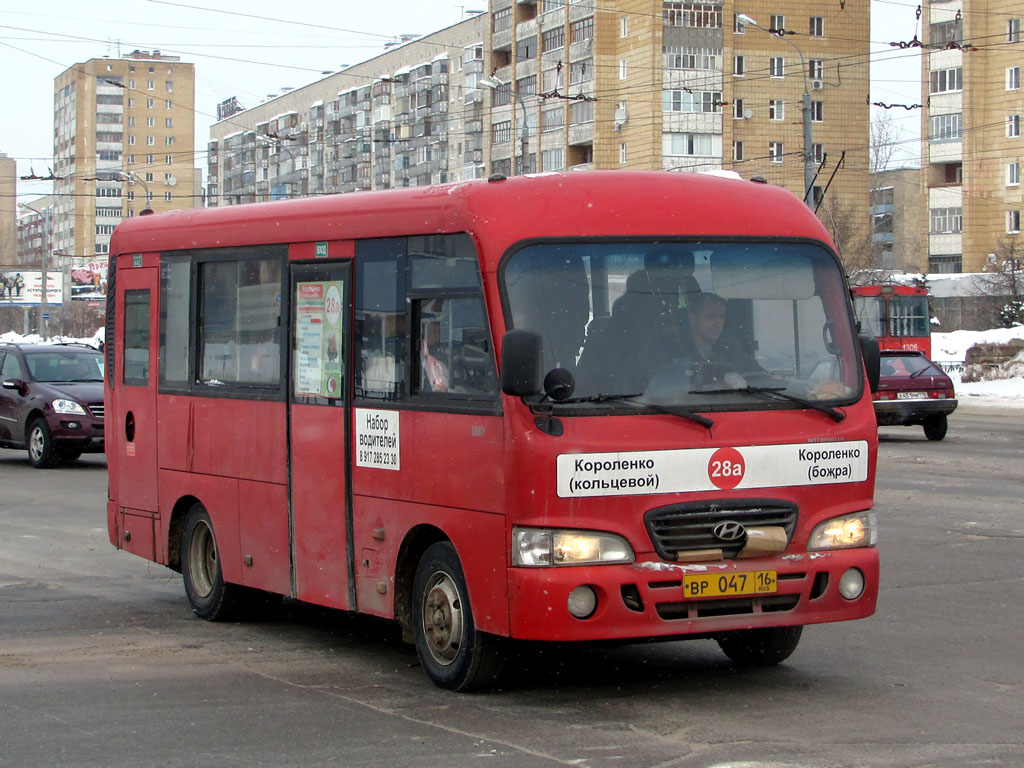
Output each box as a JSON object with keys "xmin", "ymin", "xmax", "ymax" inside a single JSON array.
[
  {"xmin": 412, "ymin": 541, "xmax": 505, "ymax": 691},
  {"xmin": 923, "ymin": 414, "xmax": 947, "ymax": 441},
  {"xmin": 181, "ymin": 503, "xmax": 241, "ymax": 621},
  {"xmin": 716, "ymin": 625, "xmax": 803, "ymax": 666},
  {"xmin": 27, "ymin": 418, "xmax": 59, "ymax": 468}
]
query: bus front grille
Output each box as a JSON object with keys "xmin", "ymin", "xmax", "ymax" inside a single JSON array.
[
  {"xmin": 655, "ymin": 593, "xmax": 800, "ymax": 620},
  {"xmin": 644, "ymin": 500, "xmax": 798, "ymax": 560}
]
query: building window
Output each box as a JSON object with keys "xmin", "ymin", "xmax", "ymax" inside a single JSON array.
[
  {"xmin": 517, "ymin": 75, "xmax": 537, "ymax": 96},
  {"xmin": 570, "ymin": 60, "xmax": 591, "ymax": 84},
  {"xmin": 770, "ymin": 57, "xmax": 785, "ymax": 78},
  {"xmin": 620, "ymin": 143, "xmax": 627, "ymax": 164},
  {"xmin": 1010, "ymin": 115, "xmax": 1022, "ymax": 138},
  {"xmin": 734, "ymin": 14, "xmax": 746, "ymax": 33},
  {"xmin": 663, "ymin": 90, "xmax": 723, "ymax": 113},
  {"xmin": 127, "ymin": 116, "xmax": 136, "ymax": 127},
  {"xmin": 813, "ymin": 143, "xmax": 824, "ymax": 163},
  {"xmin": 166, "ymin": 155, "xmax": 173, "ymax": 164},
  {"xmin": 809, "ymin": 59, "xmax": 824, "ymax": 80},
  {"xmin": 663, "ymin": 46, "xmax": 721, "ymax": 70},
  {"xmin": 1008, "ymin": 161, "xmax": 1021, "ymax": 186},
  {"xmin": 663, "ymin": 3, "xmax": 722, "ymax": 28},
  {"xmin": 570, "ymin": 99, "xmax": 593, "ymax": 124},
  {"xmin": 166, "ymin": 80, "xmax": 173, "ymax": 92},
  {"xmin": 930, "ymin": 207, "xmax": 963, "ymax": 234},
  {"xmin": 129, "ymin": 79, "xmax": 136, "ymax": 89},
  {"xmin": 769, "ymin": 100, "xmax": 784, "ymax": 120},
  {"xmin": 930, "ymin": 67, "xmax": 963, "ymax": 94},
  {"xmin": 166, "ymin": 100, "xmax": 173, "ymax": 109},
  {"xmin": 165, "ymin": 118, "xmax": 173, "ymax": 128},
  {"xmin": 147, "ymin": 98, "xmax": 154, "ymax": 108},
  {"xmin": 733, "ymin": 98, "xmax": 745, "ymax": 119},
  {"xmin": 929, "ymin": 254, "xmax": 962, "ymax": 273},
  {"xmin": 930, "ymin": 113, "xmax": 962, "ymax": 141},
  {"xmin": 734, "ymin": 55, "xmax": 745, "ymax": 75},
  {"xmin": 733, "ymin": 140, "xmax": 744, "ymax": 161},
  {"xmin": 571, "ymin": 17, "xmax": 594, "ymax": 43},
  {"xmin": 1009, "ymin": 210, "xmax": 1022, "ymax": 234},
  {"xmin": 770, "ymin": 14, "xmax": 785, "ymax": 32},
  {"xmin": 1008, "ymin": 18, "xmax": 1021, "ymax": 43},
  {"xmin": 541, "ymin": 27, "xmax": 564, "ymax": 53},
  {"xmin": 811, "ymin": 100, "xmax": 824, "ymax": 122},
  {"xmin": 128, "ymin": 135, "xmax": 136, "ymax": 145},
  {"xmin": 492, "ymin": 83, "xmax": 511, "ymax": 106},
  {"xmin": 930, "ymin": 20, "xmax": 962, "ymax": 46},
  {"xmin": 147, "ymin": 80, "xmax": 154, "ymax": 90},
  {"xmin": 493, "ymin": 7, "xmax": 511, "ymax": 32},
  {"xmin": 619, "ymin": 59, "xmax": 628, "ymax": 79},
  {"xmin": 541, "ymin": 106, "xmax": 564, "ymax": 131},
  {"xmin": 621, "ymin": 16, "xmax": 628, "ymax": 37},
  {"xmin": 516, "ymin": 36, "xmax": 536, "ymax": 60},
  {"xmin": 769, "ymin": 142, "xmax": 784, "ymax": 163},
  {"xmin": 1008, "ymin": 67, "xmax": 1021, "ymax": 91},
  {"xmin": 542, "ymin": 147, "xmax": 563, "ymax": 171},
  {"xmin": 810, "ymin": 16, "xmax": 824, "ymax": 36},
  {"xmin": 492, "ymin": 120, "xmax": 511, "ymax": 144},
  {"xmin": 663, "ymin": 133, "xmax": 714, "ymax": 156},
  {"xmin": 543, "ymin": 66, "xmax": 565, "ymax": 91},
  {"xmin": 164, "ymin": 192, "xmax": 173, "ymax": 202},
  {"xmin": 147, "ymin": 117, "xmax": 155, "ymax": 127}
]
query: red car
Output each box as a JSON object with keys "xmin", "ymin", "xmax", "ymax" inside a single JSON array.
[{"xmin": 873, "ymin": 350, "xmax": 957, "ymax": 440}]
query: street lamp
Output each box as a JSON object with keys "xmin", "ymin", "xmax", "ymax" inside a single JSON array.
[
  {"xmin": 118, "ymin": 170, "xmax": 153, "ymax": 213},
  {"xmin": 737, "ymin": 13, "xmax": 815, "ymax": 209},
  {"xmin": 479, "ymin": 76, "xmax": 530, "ymax": 175},
  {"xmin": 17, "ymin": 202, "xmax": 50, "ymax": 336}
]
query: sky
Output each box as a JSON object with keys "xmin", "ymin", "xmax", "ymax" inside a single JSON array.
[{"xmin": 2, "ymin": 0, "xmax": 926, "ymax": 203}]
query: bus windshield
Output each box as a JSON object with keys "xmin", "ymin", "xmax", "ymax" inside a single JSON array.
[
  {"xmin": 503, "ymin": 240, "xmax": 861, "ymax": 410},
  {"xmin": 889, "ymin": 294, "xmax": 930, "ymax": 338}
]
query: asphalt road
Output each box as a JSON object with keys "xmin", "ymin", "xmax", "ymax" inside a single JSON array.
[{"xmin": 1, "ymin": 403, "xmax": 1021, "ymax": 768}]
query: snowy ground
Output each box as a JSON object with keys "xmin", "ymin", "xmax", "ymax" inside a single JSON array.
[
  {"xmin": 4, "ymin": 326, "xmax": 1023, "ymax": 406},
  {"xmin": 932, "ymin": 326, "xmax": 1024, "ymax": 407}
]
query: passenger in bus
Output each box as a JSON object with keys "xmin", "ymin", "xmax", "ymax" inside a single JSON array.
[
  {"xmin": 689, "ymin": 291, "xmax": 762, "ymax": 388},
  {"xmin": 420, "ymin": 305, "xmax": 450, "ymax": 392}
]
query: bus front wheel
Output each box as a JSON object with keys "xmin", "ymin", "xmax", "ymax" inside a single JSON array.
[
  {"xmin": 412, "ymin": 541, "xmax": 505, "ymax": 691},
  {"xmin": 181, "ymin": 504, "xmax": 242, "ymax": 621},
  {"xmin": 716, "ymin": 625, "xmax": 803, "ymax": 666}
]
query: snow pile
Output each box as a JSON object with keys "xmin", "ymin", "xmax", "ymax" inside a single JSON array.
[
  {"xmin": 933, "ymin": 325, "xmax": 1024, "ymax": 405},
  {"xmin": 0, "ymin": 328, "xmax": 103, "ymax": 349}
]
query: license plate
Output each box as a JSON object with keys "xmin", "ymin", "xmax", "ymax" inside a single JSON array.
[
  {"xmin": 897, "ymin": 391, "xmax": 927, "ymax": 399},
  {"xmin": 683, "ymin": 570, "xmax": 777, "ymax": 599}
]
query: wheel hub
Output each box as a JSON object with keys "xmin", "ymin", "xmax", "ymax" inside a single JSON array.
[{"xmin": 422, "ymin": 572, "xmax": 464, "ymax": 666}]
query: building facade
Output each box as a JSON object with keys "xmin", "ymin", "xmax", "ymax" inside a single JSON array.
[
  {"xmin": 0, "ymin": 152, "xmax": 15, "ymax": 267},
  {"xmin": 871, "ymin": 167, "xmax": 924, "ymax": 273},
  {"xmin": 15, "ymin": 195, "xmax": 55, "ymax": 269},
  {"xmin": 52, "ymin": 51, "xmax": 196, "ymax": 261},
  {"xmin": 207, "ymin": 3, "xmax": 871, "ymax": 260},
  {"xmin": 921, "ymin": 0, "xmax": 1023, "ymax": 273}
]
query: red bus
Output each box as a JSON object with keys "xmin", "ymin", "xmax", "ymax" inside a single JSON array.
[
  {"xmin": 851, "ymin": 283, "xmax": 931, "ymax": 357},
  {"xmin": 106, "ymin": 171, "xmax": 880, "ymax": 691}
]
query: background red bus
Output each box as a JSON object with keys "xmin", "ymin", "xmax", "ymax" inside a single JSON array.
[
  {"xmin": 106, "ymin": 171, "xmax": 880, "ymax": 690},
  {"xmin": 851, "ymin": 283, "xmax": 931, "ymax": 357}
]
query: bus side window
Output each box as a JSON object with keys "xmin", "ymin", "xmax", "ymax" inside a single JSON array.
[{"xmin": 413, "ymin": 296, "xmax": 498, "ymax": 397}]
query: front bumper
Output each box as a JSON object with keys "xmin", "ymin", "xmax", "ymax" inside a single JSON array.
[
  {"xmin": 507, "ymin": 547, "xmax": 879, "ymax": 641},
  {"xmin": 51, "ymin": 416, "xmax": 105, "ymax": 451},
  {"xmin": 874, "ymin": 398, "xmax": 957, "ymax": 426}
]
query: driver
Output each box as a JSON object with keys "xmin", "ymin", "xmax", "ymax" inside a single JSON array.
[{"xmin": 689, "ymin": 292, "xmax": 762, "ymax": 388}]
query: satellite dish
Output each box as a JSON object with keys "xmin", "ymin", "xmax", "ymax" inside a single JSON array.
[
  {"xmin": 743, "ymin": 108, "xmax": 753, "ymax": 119},
  {"xmin": 166, "ymin": 175, "xmax": 177, "ymax": 187}
]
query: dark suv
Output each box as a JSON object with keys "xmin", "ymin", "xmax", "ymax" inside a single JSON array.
[{"xmin": 0, "ymin": 343, "xmax": 105, "ymax": 467}]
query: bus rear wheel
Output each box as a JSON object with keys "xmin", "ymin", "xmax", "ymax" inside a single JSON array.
[
  {"xmin": 716, "ymin": 625, "xmax": 803, "ymax": 666},
  {"xmin": 412, "ymin": 541, "xmax": 505, "ymax": 691},
  {"xmin": 181, "ymin": 503, "xmax": 242, "ymax": 621}
]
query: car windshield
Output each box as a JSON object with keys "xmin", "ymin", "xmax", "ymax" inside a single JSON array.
[
  {"xmin": 880, "ymin": 355, "xmax": 942, "ymax": 378},
  {"xmin": 24, "ymin": 350, "xmax": 105, "ymax": 383},
  {"xmin": 502, "ymin": 240, "xmax": 862, "ymax": 411}
]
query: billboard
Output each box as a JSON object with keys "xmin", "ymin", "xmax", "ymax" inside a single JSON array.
[
  {"xmin": 0, "ymin": 270, "xmax": 63, "ymax": 306},
  {"xmin": 70, "ymin": 257, "xmax": 108, "ymax": 301}
]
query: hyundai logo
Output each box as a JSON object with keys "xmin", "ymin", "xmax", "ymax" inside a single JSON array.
[{"xmin": 712, "ymin": 521, "xmax": 747, "ymax": 543}]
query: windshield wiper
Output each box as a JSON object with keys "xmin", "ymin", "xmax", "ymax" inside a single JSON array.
[
  {"xmin": 691, "ymin": 385, "xmax": 845, "ymax": 423},
  {"xmin": 558, "ymin": 393, "xmax": 714, "ymax": 428},
  {"xmin": 909, "ymin": 367, "xmax": 929, "ymax": 378}
]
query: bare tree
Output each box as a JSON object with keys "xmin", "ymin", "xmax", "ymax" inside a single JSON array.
[
  {"xmin": 870, "ymin": 111, "xmax": 903, "ymax": 175},
  {"xmin": 819, "ymin": 195, "xmax": 873, "ymax": 275},
  {"xmin": 974, "ymin": 236, "xmax": 1024, "ymax": 326}
]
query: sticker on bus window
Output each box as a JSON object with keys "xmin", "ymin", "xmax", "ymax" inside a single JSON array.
[
  {"xmin": 556, "ymin": 441, "xmax": 869, "ymax": 498},
  {"xmin": 294, "ymin": 280, "xmax": 344, "ymax": 398},
  {"xmin": 355, "ymin": 408, "xmax": 400, "ymax": 470}
]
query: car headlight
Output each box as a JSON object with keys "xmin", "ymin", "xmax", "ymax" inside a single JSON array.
[
  {"xmin": 513, "ymin": 527, "xmax": 634, "ymax": 567},
  {"xmin": 53, "ymin": 399, "xmax": 87, "ymax": 415},
  {"xmin": 808, "ymin": 512, "xmax": 877, "ymax": 551}
]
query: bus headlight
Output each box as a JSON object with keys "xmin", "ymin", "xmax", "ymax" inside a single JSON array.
[
  {"xmin": 807, "ymin": 512, "xmax": 877, "ymax": 551},
  {"xmin": 53, "ymin": 399, "xmax": 87, "ymax": 415},
  {"xmin": 513, "ymin": 527, "xmax": 634, "ymax": 567}
]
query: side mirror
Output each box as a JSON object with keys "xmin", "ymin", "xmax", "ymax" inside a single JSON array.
[
  {"xmin": 858, "ymin": 334, "xmax": 880, "ymax": 393},
  {"xmin": 543, "ymin": 367, "xmax": 575, "ymax": 402},
  {"xmin": 2, "ymin": 378, "xmax": 25, "ymax": 392},
  {"xmin": 500, "ymin": 330, "xmax": 544, "ymax": 397}
]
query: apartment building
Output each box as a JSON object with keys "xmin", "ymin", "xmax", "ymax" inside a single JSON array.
[
  {"xmin": 921, "ymin": 0, "xmax": 1023, "ymax": 273},
  {"xmin": 871, "ymin": 167, "xmax": 924, "ymax": 272},
  {"xmin": 52, "ymin": 51, "xmax": 196, "ymax": 261},
  {"xmin": 207, "ymin": 3, "xmax": 871, "ymax": 257},
  {"xmin": 0, "ymin": 152, "xmax": 15, "ymax": 267},
  {"xmin": 15, "ymin": 195, "xmax": 55, "ymax": 269}
]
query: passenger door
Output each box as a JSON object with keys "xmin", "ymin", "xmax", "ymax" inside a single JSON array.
[{"xmin": 288, "ymin": 261, "xmax": 353, "ymax": 610}]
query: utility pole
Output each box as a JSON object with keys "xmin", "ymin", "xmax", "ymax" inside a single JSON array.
[
  {"xmin": 479, "ymin": 76, "xmax": 530, "ymax": 175},
  {"xmin": 738, "ymin": 14, "xmax": 815, "ymax": 210},
  {"xmin": 18, "ymin": 202, "xmax": 50, "ymax": 337}
]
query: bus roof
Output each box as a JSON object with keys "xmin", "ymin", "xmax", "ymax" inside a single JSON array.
[{"xmin": 110, "ymin": 171, "xmax": 834, "ymax": 271}]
